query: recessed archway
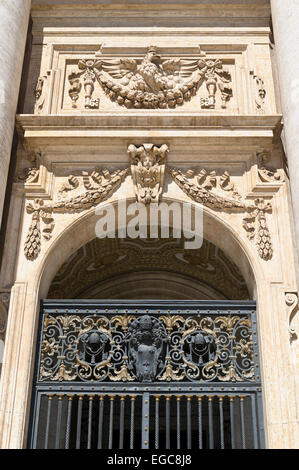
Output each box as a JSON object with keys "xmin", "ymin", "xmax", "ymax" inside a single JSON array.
[{"xmin": 47, "ymin": 236, "xmax": 250, "ymax": 301}]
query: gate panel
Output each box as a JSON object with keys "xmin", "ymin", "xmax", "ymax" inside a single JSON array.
[{"xmin": 28, "ymin": 300, "xmax": 265, "ymax": 449}]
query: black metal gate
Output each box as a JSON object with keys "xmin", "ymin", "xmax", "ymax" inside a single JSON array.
[{"xmin": 28, "ymin": 300, "xmax": 265, "ymax": 449}]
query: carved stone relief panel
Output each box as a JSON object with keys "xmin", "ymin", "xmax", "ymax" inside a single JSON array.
[
  {"xmin": 28, "ymin": 43, "xmax": 268, "ymax": 115},
  {"xmin": 63, "ymin": 47, "xmax": 234, "ymax": 112},
  {"xmin": 19, "ymin": 143, "xmax": 279, "ymax": 263},
  {"xmin": 22, "ymin": 27, "xmax": 278, "ymax": 116}
]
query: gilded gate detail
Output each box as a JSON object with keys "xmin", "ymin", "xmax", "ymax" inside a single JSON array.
[{"xmin": 39, "ymin": 306, "xmax": 255, "ymax": 384}]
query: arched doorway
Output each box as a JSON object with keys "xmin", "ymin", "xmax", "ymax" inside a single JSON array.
[{"xmin": 28, "ymin": 224, "xmax": 264, "ymax": 449}]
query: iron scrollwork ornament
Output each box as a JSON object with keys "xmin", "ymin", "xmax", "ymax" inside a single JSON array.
[{"xmin": 39, "ymin": 311, "xmax": 255, "ymax": 383}]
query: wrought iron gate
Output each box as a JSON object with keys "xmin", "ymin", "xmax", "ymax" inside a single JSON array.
[{"xmin": 28, "ymin": 300, "xmax": 265, "ymax": 449}]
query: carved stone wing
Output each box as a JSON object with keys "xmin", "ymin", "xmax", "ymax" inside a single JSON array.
[
  {"xmin": 161, "ymin": 58, "xmax": 200, "ymax": 78},
  {"xmin": 100, "ymin": 58, "xmax": 137, "ymax": 79}
]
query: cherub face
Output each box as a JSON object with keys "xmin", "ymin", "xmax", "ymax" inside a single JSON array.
[{"xmin": 141, "ymin": 153, "xmax": 154, "ymax": 170}]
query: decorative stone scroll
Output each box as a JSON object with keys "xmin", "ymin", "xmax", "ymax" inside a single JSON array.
[
  {"xmin": 285, "ymin": 292, "xmax": 298, "ymax": 343},
  {"xmin": 257, "ymin": 150, "xmax": 285, "ymax": 183},
  {"xmin": 38, "ymin": 311, "xmax": 255, "ymax": 383},
  {"xmin": 128, "ymin": 143, "xmax": 169, "ymax": 204},
  {"xmin": 15, "ymin": 153, "xmax": 41, "ymax": 185},
  {"xmin": 68, "ymin": 46, "xmax": 232, "ymax": 110}
]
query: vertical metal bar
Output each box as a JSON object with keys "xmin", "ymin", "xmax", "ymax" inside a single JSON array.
[
  {"xmin": 229, "ymin": 396, "xmax": 235, "ymax": 449},
  {"xmin": 187, "ymin": 396, "xmax": 192, "ymax": 449},
  {"xmin": 250, "ymin": 394, "xmax": 259, "ymax": 449},
  {"xmin": 65, "ymin": 395, "xmax": 73, "ymax": 449},
  {"xmin": 257, "ymin": 392, "xmax": 266, "ymax": 449},
  {"xmin": 176, "ymin": 396, "xmax": 181, "ymax": 450},
  {"xmin": 165, "ymin": 395, "xmax": 171, "ymax": 449},
  {"xmin": 197, "ymin": 396, "xmax": 202, "ymax": 449},
  {"xmin": 208, "ymin": 396, "xmax": 214, "ymax": 449},
  {"xmin": 130, "ymin": 395, "xmax": 136, "ymax": 450},
  {"xmin": 142, "ymin": 393, "xmax": 150, "ymax": 449},
  {"xmin": 97, "ymin": 395, "xmax": 104, "ymax": 449},
  {"xmin": 76, "ymin": 395, "xmax": 84, "ymax": 449},
  {"xmin": 31, "ymin": 392, "xmax": 42, "ymax": 449},
  {"xmin": 108, "ymin": 395, "xmax": 114, "ymax": 449},
  {"xmin": 44, "ymin": 394, "xmax": 53, "ymax": 449},
  {"xmin": 155, "ymin": 395, "xmax": 160, "ymax": 450},
  {"xmin": 87, "ymin": 395, "xmax": 93, "ymax": 450},
  {"xmin": 239, "ymin": 396, "xmax": 246, "ymax": 449},
  {"xmin": 55, "ymin": 395, "xmax": 63, "ymax": 449},
  {"xmin": 219, "ymin": 396, "xmax": 224, "ymax": 449},
  {"xmin": 119, "ymin": 396, "xmax": 125, "ymax": 449}
]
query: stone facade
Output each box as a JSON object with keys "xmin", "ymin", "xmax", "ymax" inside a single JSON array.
[{"xmin": 0, "ymin": 0, "xmax": 298, "ymax": 449}]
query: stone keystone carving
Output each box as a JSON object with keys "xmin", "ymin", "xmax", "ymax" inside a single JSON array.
[
  {"xmin": 128, "ymin": 143, "xmax": 169, "ymax": 204},
  {"xmin": 69, "ymin": 46, "xmax": 232, "ymax": 110}
]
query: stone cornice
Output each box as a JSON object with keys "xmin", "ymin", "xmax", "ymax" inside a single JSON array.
[
  {"xmin": 17, "ymin": 114, "xmax": 281, "ymax": 131},
  {"xmin": 16, "ymin": 114, "xmax": 282, "ymax": 148},
  {"xmin": 30, "ymin": 1, "xmax": 271, "ymax": 28}
]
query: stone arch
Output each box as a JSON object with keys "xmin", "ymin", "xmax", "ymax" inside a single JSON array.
[
  {"xmin": 38, "ymin": 197, "xmax": 259, "ymax": 300},
  {"xmin": 1, "ymin": 196, "xmax": 267, "ymax": 448}
]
